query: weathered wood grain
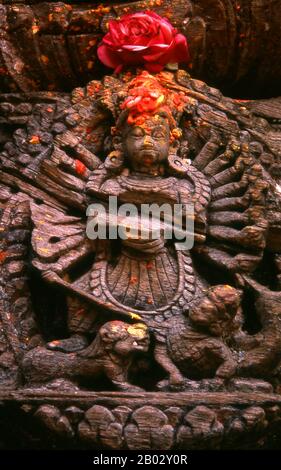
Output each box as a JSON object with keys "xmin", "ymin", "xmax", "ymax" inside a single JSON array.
[{"xmin": 1, "ymin": 1, "xmax": 281, "ymax": 96}]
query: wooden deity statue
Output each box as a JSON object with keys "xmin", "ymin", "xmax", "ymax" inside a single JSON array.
[
  {"xmin": 25, "ymin": 70, "xmax": 236, "ymax": 390},
  {"xmin": 17, "ymin": 68, "xmax": 281, "ymax": 393},
  {"xmin": 2, "ymin": 6, "xmax": 281, "ymax": 449}
]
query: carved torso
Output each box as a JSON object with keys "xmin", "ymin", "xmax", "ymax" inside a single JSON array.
[{"xmin": 88, "ymin": 171, "xmax": 197, "ymax": 324}]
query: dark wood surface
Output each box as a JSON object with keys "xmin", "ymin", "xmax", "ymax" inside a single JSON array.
[
  {"xmin": 1, "ymin": 390, "xmax": 281, "ymax": 449},
  {"xmin": 1, "ymin": 1, "xmax": 281, "ymax": 97}
]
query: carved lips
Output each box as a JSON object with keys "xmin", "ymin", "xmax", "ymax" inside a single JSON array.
[
  {"xmin": 140, "ymin": 149, "xmax": 158, "ymax": 166},
  {"xmin": 97, "ymin": 10, "xmax": 189, "ymax": 73}
]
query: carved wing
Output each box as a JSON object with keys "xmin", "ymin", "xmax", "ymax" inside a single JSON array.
[{"xmin": 30, "ymin": 202, "xmax": 94, "ymax": 276}]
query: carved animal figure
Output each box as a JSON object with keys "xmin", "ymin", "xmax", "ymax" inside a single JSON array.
[
  {"xmin": 166, "ymin": 285, "xmax": 240, "ymax": 382},
  {"xmin": 161, "ymin": 280, "xmax": 281, "ymax": 388},
  {"xmin": 22, "ymin": 321, "xmax": 149, "ymax": 392}
]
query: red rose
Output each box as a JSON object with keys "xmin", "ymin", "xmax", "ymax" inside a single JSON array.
[{"xmin": 97, "ymin": 10, "xmax": 189, "ymax": 73}]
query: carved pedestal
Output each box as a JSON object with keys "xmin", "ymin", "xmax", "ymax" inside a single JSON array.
[{"xmin": 1, "ymin": 391, "xmax": 281, "ymax": 449}]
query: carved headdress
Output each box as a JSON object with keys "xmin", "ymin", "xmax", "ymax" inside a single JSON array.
[{"xmin": 98, "ymin": 69, "xmax": 193, "ymax": 144}]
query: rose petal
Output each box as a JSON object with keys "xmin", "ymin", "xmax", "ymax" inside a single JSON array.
[
  {"xmin": 107, "ymin": 20, "xmax": 123, "ymax": 44},
  {"xmin": 131, "ymin": 36, "xmax": 150, "ymax": 46},
  {"xmin": 144, "ymin": 11, "xmax": 163, "ymax": 21},
  {"xmin": 133, "ymin": 12, "xmax": 154, "ymax": 20},
  {"xmin": 147, "ymin": 35, "xmax": 188, "ymax": 65},
  {"xmin": 119, "ymin": 50, "xmax": 144, "ymax": 65},
  {"xmin": 143, "ymin": 44, "xmax": 170, "ymax": 62},
  {"xmin": 146, "ymin": 43, "xmax": 170, "ymax": 49},
  {"xmin": 114, "ymin": 64, "xmax": 123, "ymax": 74},
  {"xmin": 152, "ymin": 25, "xmax": 171, "ymax": 45},
  {"xmin": 145, "ymin": 62, "xmax": 164, "ymax": 73},
  {"xmin": 120, "ymin": 23, "xmax": 129, "ymax": 36},
  {"xmin": 97, "ymin": 44, "xmax": 121, "ymax": 69},
  {"xmin": 157, "ymin": 20, "xmax": 173, "ymax": 42},
  {"xmin": 173, "ymin": 34, "xmax": 189, "ymax": 62},
  {"xmin": 103, "ymin": 35, "xmax": 118, "ymax": 47},
  {"xmin": 121, "ymin": 45, "xmax": 149, "ymax": 51}
]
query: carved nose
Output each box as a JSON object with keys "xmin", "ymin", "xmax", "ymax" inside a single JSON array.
[{"xmin": 143, "ymin": 135, "xmax": 153, "ymax": 146}]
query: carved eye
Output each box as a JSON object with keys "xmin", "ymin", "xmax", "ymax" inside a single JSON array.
[
  {"xmin": 130, "ymin": 127, "xmax": 144, "ymax": 138},
  {"xmin": 152, "ymin": 128, "xmax": 167, "ymax": 139}
]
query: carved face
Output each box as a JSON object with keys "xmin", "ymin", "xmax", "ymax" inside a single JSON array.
[
  {"xmin": 189, "ymin": 285, "xmax": 240, "ymax": 337},
  {"xmin": 101, "ymin": 322, "xmax": 150, "ymax": 357},
  {"xmin": 122, "ymin": 116, "xmax": 170, "ymax": 174},
  {"xmin": 113, "ymin": 331, "xmax": 150, "ymax": 356},
  {"xmin": 189, "ymin": 299, "xmax": 234, "ymax": 337}
]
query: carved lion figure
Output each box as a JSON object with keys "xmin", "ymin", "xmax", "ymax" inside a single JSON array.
[
  {"xmin": 22, "ymin": 321, "xmax": 149, "ymax": 392},
  {"xmin": 166, "ymin": 285, "xmax": 240, "ymax": 382}
]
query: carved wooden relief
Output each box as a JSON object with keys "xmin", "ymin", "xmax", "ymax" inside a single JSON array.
[{"xmin": 1, "ymin": 1, "xmax": 281, "ymax": 451}]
